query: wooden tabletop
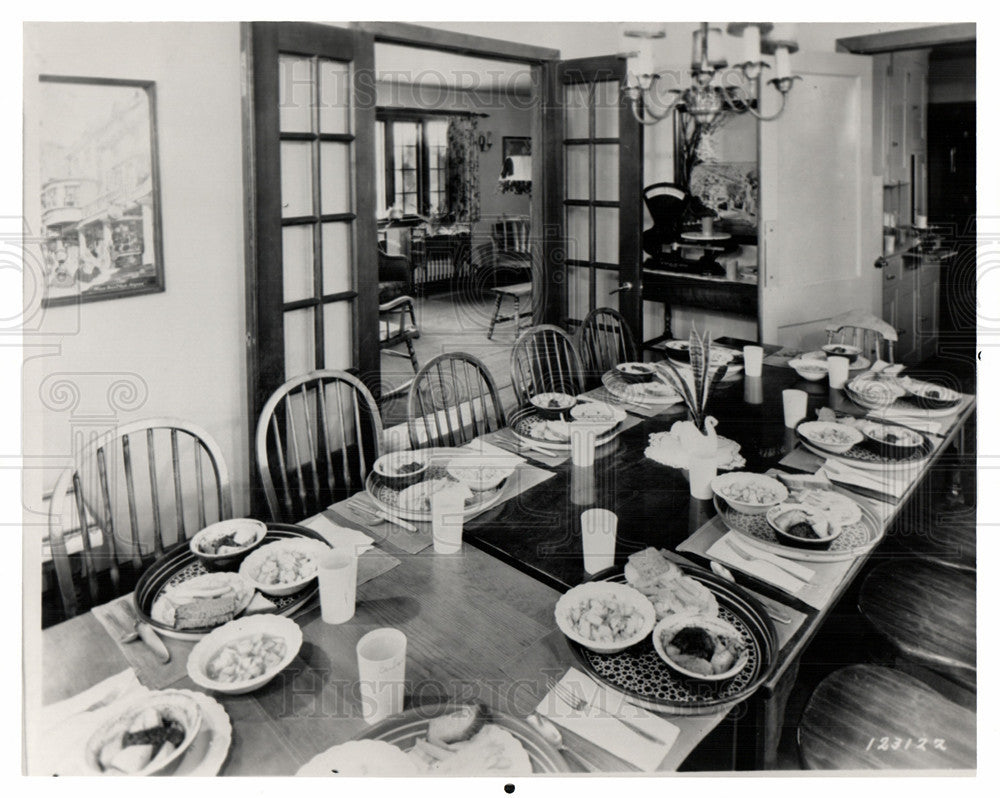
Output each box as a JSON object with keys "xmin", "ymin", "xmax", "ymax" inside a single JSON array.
[{"xmin": 34, "ymin": 361, "xmax": 975, "ymax": 775}]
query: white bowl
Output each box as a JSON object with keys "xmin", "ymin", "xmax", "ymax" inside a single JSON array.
[
  {"xmin": 530, "ymin": 392, "xmax": 577, "ymax": 419},
  {"xmin": 796, "ymin": 421, "xmax": 864, "ymax": 454},
  {"xmin": 845, "ymin": 376, "xmax": 906, "ymax": 410},
  {"xmin": 710, "ymin": 472, "xmax": 788, "ymax": 515},
  {"xmin": 446, "ymin": 458, "xmax": 517, "ymax": 491},
  {"xmin": 788, "ymin": 357, "xmax": 828, "ymax": 381},
  {"xmin": 554, "ymin": 582, "xmax": 656, "ymax": 654},
  {"xmin": 569, "ymin": 401, "xmax": 627, "ymax": 435},
  {"xmin": 372, "ymin": 450, "xmax": 431, "ymax": 488},
  {"xmin": 84, "ymin": 690, "xmax": 203, "ymax": 775},
  {"xmin": 186, "ymin": 615, "xmax": 303, "ymax": 695},
  {"xmin": 238, "ymin": 538, "xmax": 331, "ymax": 596},
  {"xmin": 822, "ymin": 343, "xmax": 862, "ymax": 364},
  {"xmin": 652, "ymin": 613, "xmax": 750, "ymax": 681},
  {"xmin": 766, "ymin": 503, "xmax": 841, "ymax": 550},
  {"xmin": 189, "ymin": 518, "xmax": 267, "ymax": 570}
]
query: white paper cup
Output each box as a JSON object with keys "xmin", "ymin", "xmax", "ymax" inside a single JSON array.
[
  {"xmin": 743, "ymin": 345, "xmax": 764, "ymax": 377},
  {"xmin": 570, "ymin": 424, "xmax": 598, "ymax": 467},
  {"xmin": 915, "ymin": 214, "xmax": 928, "ymax": 230},
  {"xmin": 356, "ymin": 628, "xmax": 407, "ymax": 725},
  {"xmin": 431, "ymin": 491, "xmax": 465, "ymax": 554},
  {"xmin": 580, "ymin": 509, "xmax": 617, "ymax": 574},
  {"xmin": 782, "ymin": 389, "xmax": 808, "ymax": 428},
  {"xmin": 827, "ymin": 356, "xmax": 850, "ymax": 390},
  {"xmin": 701, "ymin": 216, "xmax": 713, "ymax": 235},
  {"xmin": 318, "ymin": 551, "xmax": 358, "ymax": 624},
  {"xmin": 688, "ymin": 450, "xmax": 717, "ymax": 500},
  {"xmin": 570, "ymin": 465, "xmax": 595, "ymax": 506}
]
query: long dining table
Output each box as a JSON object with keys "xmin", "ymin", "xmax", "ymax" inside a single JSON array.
[{"xmin": 32, "ymin": 352, "xmax": 976, "ymax": 775}]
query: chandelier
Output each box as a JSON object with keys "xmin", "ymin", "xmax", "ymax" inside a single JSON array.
[{"xmin": 620, "ymin": 22, "xmax": 800, "ymax": 127}]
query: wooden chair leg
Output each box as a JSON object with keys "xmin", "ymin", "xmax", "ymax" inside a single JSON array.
[
  {"xmin": 513, "ymin": 296, "xmax": 521, "ymax": 337},
  {"xmin": 487, "ymin": 294, "xmax": 503, "ymax": 340},
  {"xmin": 405, "ymin": 338, "xmax": 419, "ymax": 373}
]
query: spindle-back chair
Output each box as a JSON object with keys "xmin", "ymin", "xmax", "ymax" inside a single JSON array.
[
  {"xmin": 407, "ymin": 352, "xmax": 507, "ymax": 449},
  {"xmin": 256, "ymin": 370, "xmax": 383, "ymax": 523},
  {"xmin": 509, "ymin": 325, "xmax": 585, "ymax": 406},
  {"xmin": 47, "ymin": 418, "xmax": 232, "ymax": 619},
  {"xmin": 576, "ymin": 307, "xmax": 638, "ymax": 387}
]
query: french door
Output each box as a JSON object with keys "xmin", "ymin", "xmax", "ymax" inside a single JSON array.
[
  {"xmin": 245, "ymin": 23, "xmax": 378, "ymax": 511},
  {"xmin": 548, "ymin": 56, "xmax": 643, "ymax": 337}
]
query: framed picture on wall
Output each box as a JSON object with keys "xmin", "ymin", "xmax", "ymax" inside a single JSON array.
[{"xmin": 37, "ymin": 75, "xmax": 165, "ymax": 307}]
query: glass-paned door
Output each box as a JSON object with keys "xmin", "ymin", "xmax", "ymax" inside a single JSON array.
[
  {"xmin": 247, "ymin": 23, "xmax": 378, "ymax": 513},
  {"xmin": 557, "ymin": 57, "xmax": 642, "ymax": 336}
]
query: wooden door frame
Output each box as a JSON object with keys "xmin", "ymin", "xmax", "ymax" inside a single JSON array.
[
  {"xmin": 553, "ymin": 55, "xmax": 643, "ymax": 336},
  {"xmin": 353, "ymin": 21, "xmax": 564, "ymax": 327},
  {"xmin": 241, "ymin": 21, "xmax": 378, "ymax": 516}
]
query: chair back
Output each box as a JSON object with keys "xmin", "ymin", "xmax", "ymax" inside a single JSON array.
[
  {"xmin": 509, "ymin": 325, "xmax": 585, "ymax": 406},
  {"xmin": 407, "ymin": 352, "xmax": 507, "ymax": 449},
  {"xmin": 576, "ymin": 307, "xmax": 638, "ymax": 386},
  {"xmin": 824, "ymin": 311, "xmax": 898, "ymax": 363},
  {"xmin": 47, "ymin": 418, "xmax": 233, "ymax": 620},
  {"xmin": 493, "ymin": 215, "xmax": 530, "ymax": 254},
  {"xmin": 256, "ymin": 370, "xmax": 383, "ymax": 524}
]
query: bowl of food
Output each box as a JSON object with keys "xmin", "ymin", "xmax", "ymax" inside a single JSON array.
[
  {"xmin": 652, "ymin": 614, "xmax": 749, "ymax": 681},
  {"xmin": 554, "ymin": 582, "xmax": 656, "ymax": 654},
  {"xmin": 860, "ymin": 421, "xmax": 925, "ymax": 459},
  {"xmin": 767, "ymin": 503, "xmax": 839, "ymax": 549},
  {"xmin": 900, "ymin": 378, "xmax": 961, "ymax": 410},
  {"xmin": 821, "ymin": 343, "xmax": 862, "ymax": 364},
  {"xmin": 189, "ymin": 518, "xmax": 267, "ymax": 571},
  {"xmin": 788, "ymin": 357, "xmax": 829, "ymax": 382},
  {"xmin": 614, "ymin": 362, "xmax": 655, "ymax": 384},
  {"xmin": 796, "ymin": 421, "xmax": 864, "ymax": 454},
  {"xmin": 446, "ymin": 458, "xmax": 517, "ymax": 492},
  {"xmin": 84, "ymin": 690, "xmax": 203, "ymax": 776},
  {"xmin": 238, "ymin": 538, "xmax": 330, "ymax": 596},
  {"xmin": 845, "ymin": 375, "xmax": 906, "ymax": 410},
  {"xmin": 529, "ymin": 392, "xmax": 577, "ymax": 420},
  {"xmin": 710, "ymin": 472, "xmax": 788, "ymax": 515},
  {"xmin": 662, "ymin": 340, "xmax": 692, "ymax": 362},
  {"xmin": 569, "ymin": 401, "xmax": 626, "ymax": 435},
  {"xmin": 186, "ymin": 614, "xmax": 303, "ymax": 695},
  {"xmin": 373, "ymin": 450, "xmax": 431, "ymax": 489}
]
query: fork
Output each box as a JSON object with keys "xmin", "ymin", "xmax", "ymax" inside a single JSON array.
[
  {"xmin": 345, "ymin": 495, "xmax": 418, "ymax": 533},
  {"xmin": 710, "ymin": 563, "xmax": 792, "ymax": 625},
  {"xmin": 548, "ymin": 680, "xmax": 666, "ymax": 745}
]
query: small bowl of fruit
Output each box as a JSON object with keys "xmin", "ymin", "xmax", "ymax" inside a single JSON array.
[
  {"xmin": 530, "ymin": 392, "xmax": 577, "ymax": 420},
  {"xmin": 767, "ymin": 503, "xmax": 840, "ymax": 550},
  {"xmin": 190, "ymin": 518, "xmax": 268, "ymax": 571}
]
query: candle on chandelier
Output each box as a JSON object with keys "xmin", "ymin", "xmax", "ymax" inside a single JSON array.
[
  {"xmin": 742, "ymin": 24, "xmax": 761, "ymax": 66},
  {"xmin": 775, "ymin": 46, "xmax": 791, "ymax": 79}
]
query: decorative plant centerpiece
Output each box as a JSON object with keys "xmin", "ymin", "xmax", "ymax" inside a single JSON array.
[{"xmin": 655, "ymin": 329, "xmax": 729, "ymax": 455}]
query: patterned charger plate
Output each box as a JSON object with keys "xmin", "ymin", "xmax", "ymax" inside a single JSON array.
[
  {"xmin": 348, "ymin": 701, "xmax": 568, "ymax": 774},
  {"xmin": 365, "ymin": 448, "xmax": 507, "ymax": 523},
  {"xmin": 563, "ymin": 565, "xmax": 776, "ymax": 716},
  {"xmin": 714, "ymin": 495, "xmax": 883, "ymax": 562},
  {"xmin": 506, "ymin": 406, "xmax": 625, "ymax": 451},
  {"xmin": 798, "ymin": 433, "xmax": 932, "ymax": 473},
  {"xmin": 601, "ymin": 370, "xmax": 682, "ymax": 404},
  {"xmin": 134, "ymin": 523, "xmax": 324, "ymax": 640}
]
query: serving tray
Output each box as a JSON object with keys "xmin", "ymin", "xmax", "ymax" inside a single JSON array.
[
  {"xmin": 713, "ymin": 494, "xmax": 883, "ymax": 563},
  {"xmin": 299, "ymin": 701, "xmax": 569, "ymax": 775},
  {"xmin": 797, "ymin": 431, "xmax": 932, "ymax": 473},
  {"xmin": 506, "ymin": 405, "xmax": 626, "ymax": 452},
  {"xmin": 134, "ymin": 523, "xmax": 324, "ymax": 640},
  {"xmin": 562, "ymin": 564, "xmax": 776, "ymax": 716},
  {"xmin": 365, "ymin": 447, "xmax": 509, "ymax": 523},
  {"xmin": 601, "ymin": 370, "xmax": 682, "ymax": 404}
]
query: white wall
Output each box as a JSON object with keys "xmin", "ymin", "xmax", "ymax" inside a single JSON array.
[{"xmin": 22, "ymin": 22, "xmax": 249, "ymax": 525}]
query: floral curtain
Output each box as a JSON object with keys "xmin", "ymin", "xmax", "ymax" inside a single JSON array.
[{"xmin": 446, "ymin": 116, "xmax": 480, "ymax": 224}]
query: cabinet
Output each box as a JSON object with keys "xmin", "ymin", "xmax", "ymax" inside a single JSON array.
[
  {"xmin": 874, "ymin": 50, "xmax": 929, "ymax": 229},
  {"xmin": 881, "ymin": 252, "xmax": 940, "ymax": 365}
]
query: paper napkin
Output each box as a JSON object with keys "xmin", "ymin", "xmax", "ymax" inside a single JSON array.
[
  {"xmin": 706, "ymin": 533, "xmax": 808, "ymax": 595},
  {"xmin": 299, "ymin": 513, "xmax": 375, "ymax": 556},
  {"xmin": 536, "ymin": 668, "xmax": 679, "ymax": 772}
]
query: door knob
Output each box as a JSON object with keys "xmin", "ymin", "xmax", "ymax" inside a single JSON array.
[
  {"xmin": 874, "ymin": 257, "xmax": 888, "ymax": 269},
  {"xmin": 609, "ymin": 282, "xmax": 634, "ymax": 295}
]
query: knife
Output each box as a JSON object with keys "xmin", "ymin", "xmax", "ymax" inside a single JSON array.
[
  {"xmin": 121, "ymin": 601, "xmax": 171, "ymax": 663},
  {"xmin": 727, "ymin": 536, "xmax": 815, "ymax": 582}
]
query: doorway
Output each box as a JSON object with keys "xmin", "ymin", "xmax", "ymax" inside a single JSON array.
[{"xmin": 371, "ymin": 42, "xmax": 540, "ymax": 423}]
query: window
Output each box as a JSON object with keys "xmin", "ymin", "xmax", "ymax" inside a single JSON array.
[{"xmin": 377, "ymin": 110, "xmax": 452, "ymax": 219}]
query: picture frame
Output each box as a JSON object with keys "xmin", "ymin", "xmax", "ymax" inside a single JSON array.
[
  {"xmin": 499, "ymin": 136, "xmax": 531, "ymax": 194},
  {"xmin": 37, "ymin": 75, "xmax": 165, "ymax": 307}
]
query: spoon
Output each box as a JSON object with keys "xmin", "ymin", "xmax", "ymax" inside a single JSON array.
[{"xmin": 526, "ymin": 712, "xmax": 596, "ymax": 772}]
